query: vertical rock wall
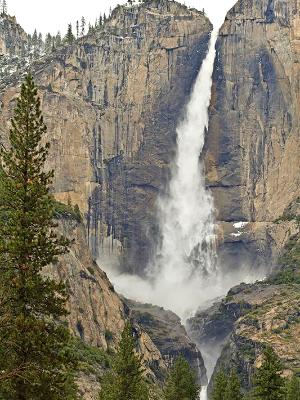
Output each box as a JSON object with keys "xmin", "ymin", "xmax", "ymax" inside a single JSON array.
[{"xmin": 206, "ymin": 0, "xmax": 300, "ymax": 270}]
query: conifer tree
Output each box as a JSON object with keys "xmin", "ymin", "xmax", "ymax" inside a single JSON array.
[
  {"xmin": 81, "ymin": 17, "xmax": 86, "ymax": 36},
  {"xmin": 45, "ymin": 33, "xmax": 52, "ymax": 53},
  {"xmin": 55, "ymin": 31, "xmax": 62, "ymax": 47},
  {"xmin": 1, "ymin": 0, "xmax": 7, "ymax": 15},
  {"xmin": 32, "ymin": 29, "xmax": 38, "ymax": 47},
  {"xmin": 38, "ymin": 32, "xmax": 43, "ymax": 51},
  {"xmin": 65, "ymin": 24, "xmax": 75, "ymax": 44},
  {"xmin": 253, "ymin": 347, "xmax": 286, "ymax": 400},
  {"xmin": 164, "ymin": 356, "xmax": 199, "ymax": 400},
  {"xmin": 211, "ymin": 370, "xmax": 227, "ymax": 400},
  {"xmin": 225, "ymin": 370, "xmax": 243, "ymax": 400},
  {"xmin": 76, "ymin": 20, "xmax": 79, "ymax": 38},
  {"xmin": 0, "ymin": 74, "xmax": 78, "ymax": 399},
  {"xmin": 286, "ymin": 376, "xmax": 300, "ymax": 400},
  {"xmin": 99, "ymin": 323, "xmax": 149, "ymax": 400}
]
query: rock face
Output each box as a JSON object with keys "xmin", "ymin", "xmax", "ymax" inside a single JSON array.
[
  {"xmin": 46, "ymin": 216, "xmax": 166, "ymax": 399},
  {"xmin": 188, "ymin": 281, "xmax": 300, "ymax": 393},
  {"xmin": 0, "ymin": 1, "xmax": 212, "ymax": 274},
  {"xmin": 205, "ymin": 0, "xmax": 300, "ymax": 270},
  {"xmin": 0, "ymin": 14, "xmax": 28, "ymax": 56},
  {"xmin": 125, "ymin": 299, "xmax": 207, "ymax": 385}
]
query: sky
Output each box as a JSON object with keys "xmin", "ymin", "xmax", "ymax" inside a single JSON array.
[{"xmin": 7, "ymin": 0, "xmax": 237, "ymax": 37}]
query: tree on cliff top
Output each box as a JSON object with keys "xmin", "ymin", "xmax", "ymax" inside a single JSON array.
[
  {"xmin": 253, "ymin": 347, "xmax": 286, "ymax": 400},
  {"xmin": 65, "ymin": 23, "xmax": 75, "ymax": 44},
  {"xmin": 0, "ymin": 74, "xmax": 77, "ymax": 399},
  {"xmin": 99, "ymin": 322, "xmax": 149, "ymax": 400},
  {"xmin": 164, "ymin": 356, "xmax": 200, "ymax": 400},
  {"xmin": 0, "ymin": 0, "xmax": 7, "ymax": 15}
]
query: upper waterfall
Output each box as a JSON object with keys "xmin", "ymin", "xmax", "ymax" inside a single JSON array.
[{"xmin": 147, "ymin": 27, "xmax": 219, "ymax": 317}]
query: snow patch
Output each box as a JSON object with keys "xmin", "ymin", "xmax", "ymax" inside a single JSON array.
[
  {"xmin": 233, "ymin": 221, "xmax": 249, "ymax": 229},
  {"xmin": 231, "ymin": 232, "xmax": 242, "ymax": 238}
]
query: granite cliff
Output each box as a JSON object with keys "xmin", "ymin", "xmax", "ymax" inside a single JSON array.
[
  {"xmin": 125, "ymin": 299, "xmax": 207, "ymax": 385},
  {"xmin": 45, "ymin": 212, "xmax": 166, "ymax": 399},
  {"xmin": 0, "ymin": 0, "xmax": 212, "ymax": 274},
  {"xmin": 206, "ymin": 0, "xmax": 300, "ymax": 271}
]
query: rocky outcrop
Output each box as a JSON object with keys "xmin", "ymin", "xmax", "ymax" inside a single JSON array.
[
  {"xmin": 0, "ymin": 14, "xmax": 28, "ymax": 56},
  {"xmin": 188, "ymin": 281, "xmax": 300, "ymax": 393},
  {"xmin": 44, "ymin": 216, "xmax": 166, "ymax": 399},
  {"xmin": 0, "ymin": 14, "xmax": 32, "ymax": 80},
  {"xmin": 125, "ymin": 299, "xmax": 207, "ymax": 385},
  {"xmin": 0, "ymin": 1, "xmax": 212, "ymax": 274},
  {"xmin": 206, "ymin": 0, "xmax": 300, "ymax": 271}
]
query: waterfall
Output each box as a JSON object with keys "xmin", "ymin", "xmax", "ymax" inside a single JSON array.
[
  {"xmin": 105, "ymin": 25, "xmax": 237, "ymax": 320},
  {"xmin": 145, "ymin": 27, "xmax": 220, "ymax": 319},
  {"xmin": 101, "ymin": 2, "xmax": 253, "ymax": 321},
  {"xmin": 200, "ymin": 386, "xmax": 208, "ymax": 400}
]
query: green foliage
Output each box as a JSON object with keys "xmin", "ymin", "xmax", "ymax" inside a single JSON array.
[
  {"xmin": 211, "ymin": 370, "xmax": 227, "ymax": 400},
  {"xmin": 53, "ymin": 200, "xmax": 82, "ymax": 222},
  {"xmin": 65, "ymin": 24, "xmax": 75, "ymax": 44},
  {"xmin": 99, "ymin": 323, "xmax": 149, "ymax": 400},
  {"xmin": 164, "ymin": 356, "xmax": 199, "ymax": 400},
  {"xmin": 286, "ymin": 375, "xmax": 300, "ymax": 400},
  {"xmin": 71, "ymin": 338, "xmax": 111, "ymax": 373},
  {"xmin": 225, "ymin": 370, "xmax": 243, "ymax": 400},
  {"xmin": 0, "ymin": 74, "xmax": 78, "ymax": 399},
  {"xmin": 279, "ymin": 234, "xmax": 300, "ymax": 268},
  {"xmin": 211, "ymin": 369, "xmax": 243, "ymax": 400},
  {"xmin": 105, "ymin": 330, "xmax": 114, "ymax": 342},
  {"xmin": 252, "ymin": 347, "xmax": 286, "ymax": 400},
  {"xmin": 268, "ymin": 233, "xmax": 300, "ymax": 284}
]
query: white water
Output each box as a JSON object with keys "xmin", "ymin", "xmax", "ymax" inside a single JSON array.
[{"xmin": 149, "ymin": 25, "xmax": 219, "ymax": 313}]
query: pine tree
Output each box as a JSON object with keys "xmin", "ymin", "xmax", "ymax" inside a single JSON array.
[
  {"xmin": 164, "ymin": 356, "xmax": 199, "ymax": 400},
  {"xmin": 286, "ymin": 376, "xmax": 300, "ymax": 400},
  {"xmin": 225, "ymin": 370, "xmax": 243, "ymax": 400},
  {"xmin": 211, "ymin": 370, "xmax": 227, "ymax": 400},
  {"xmin": 65, "ymin": 24, "xmax": 75, "ymax": 44},
  {"xmin": 38, "ymin": 32, "xmax": 43, "ymax": 51},
  {"xmin": 81, "ymin": 17, "xmax": 86, "ymax": 36},
  {"xmin": 253, "ymin": 347, "xmax": 286, "ymax": 400},
  {"xmin": 99, "ymin": 323, "xmax": 149, "ymax": 400},
  {"xmin": 55, "ymin": 31, "xmax": 62, "ymax": 47},
  {"xmin": 0, "ymin": 74, "xmax": 78, "ymax": 399},
  {"xmin": 32, "ymin": 29, "xmax": 38, "ymax": 47},
  {"xmin": 76, "ymin": 20, "xmax": 79, "ymax": 38},
  {"xmin": 45, "ymin": 33, "xmax": 52, "ymax": 53},
  {"xmin": 1, "ymin": 0, "xmax": 7, "ymax": 15}
]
